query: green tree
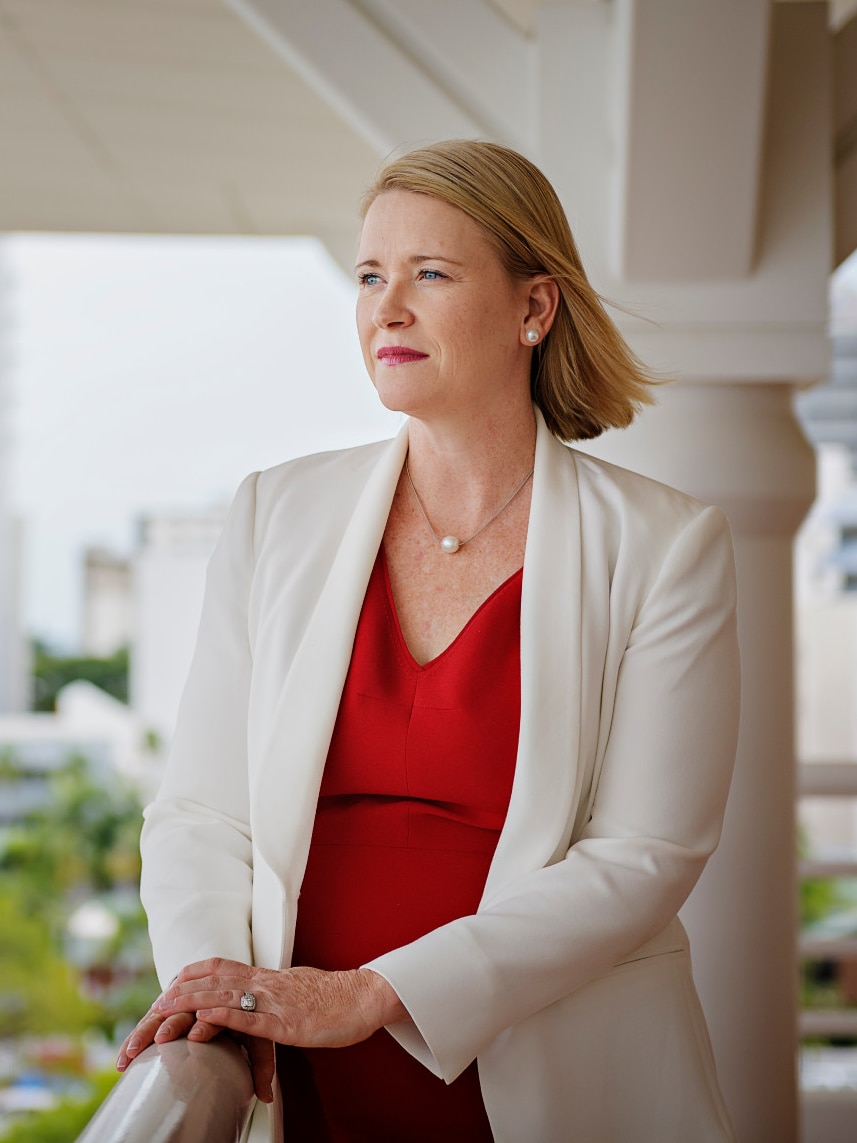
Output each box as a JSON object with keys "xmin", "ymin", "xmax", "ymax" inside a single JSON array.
[
  {"xmin": 0, "ymin": 890, "xmax": 100, "ymax": 1037},
  {"xmin": 0, "ymin": 753, "xmax": 157, "ymax": 1038},
  {"xmin": 1, "ymin": 754, "xmax": 143, "ymax": 907},
  {"xmin": 31, "ymin": 643, "xmax": 129, "ymax": 712}
]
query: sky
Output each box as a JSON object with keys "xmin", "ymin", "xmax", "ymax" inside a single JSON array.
[
  {"xmin": 3, "ymin": 234, "xmax": 400, "ymax": 651},
  {"xmin": 3, "ymin": 234, "xmax": 857, "ymax": 653}
]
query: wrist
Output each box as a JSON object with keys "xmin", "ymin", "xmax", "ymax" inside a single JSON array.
[{"xmin": 357, "ymin": 968, "xmax": 408, "ymax": 1029}]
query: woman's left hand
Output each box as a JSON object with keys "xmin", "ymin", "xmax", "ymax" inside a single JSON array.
[{"xmin": 152, "ymin": 958, "xmax": 407, "ymax": 1048}]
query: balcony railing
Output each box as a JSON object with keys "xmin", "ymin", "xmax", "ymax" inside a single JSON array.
[
  {"xmin": 76, "ymin": 1036, "xmax": 254, "ymax": 1143},
  {"xmin": 798, "ymin": 761, "xmax": 857, "ymax": 1041}
]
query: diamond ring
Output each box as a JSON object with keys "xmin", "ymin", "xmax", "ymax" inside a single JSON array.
[{"xmin": 240, "ymin": 991, "xmax": 257, "ymax": 1012}]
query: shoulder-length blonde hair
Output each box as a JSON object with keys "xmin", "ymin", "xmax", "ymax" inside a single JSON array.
[{"xmin": 361, "ymin": 139, "xmax": 657, "ymax": 442}]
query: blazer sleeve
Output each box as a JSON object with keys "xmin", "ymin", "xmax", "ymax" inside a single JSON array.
[
  {"xmin": 364, "ymin": 504, "xmax": 740, "ymax": 1082},
  {"xmin": 139, "ymin": 471, "xmax": 259, "ymax": 988}
]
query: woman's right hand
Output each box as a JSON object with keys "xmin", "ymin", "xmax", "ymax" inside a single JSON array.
[{"xmin": 116, "ymin": 1000, "xmax": 275, "ymax": 1103}]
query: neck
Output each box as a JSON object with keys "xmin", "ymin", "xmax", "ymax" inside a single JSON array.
[{"xmin": 404, "ymin": 402, "xmax": 537, "ymax": 520}]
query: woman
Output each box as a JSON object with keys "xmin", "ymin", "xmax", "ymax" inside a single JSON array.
[{"xmin": 118, "ymin": 140, "xmax": 740, "ymax": 1142}]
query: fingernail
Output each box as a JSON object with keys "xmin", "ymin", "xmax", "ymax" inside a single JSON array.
[
  {"xmin": 116, "ymin": 1060, "xmax": 126, "ymax": 1071},
  {"xmin": 127, "ymin": 1039, "xmax": 141, "ymax": 1054},
  {"xmin": 188, "ymin": 1026, "xmax": 204, "ymax": 1039}
]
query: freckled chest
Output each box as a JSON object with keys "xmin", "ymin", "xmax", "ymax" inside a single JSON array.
[{"xmin": 382, "ymin": 476, "xmax": 531, "ymax": 666}]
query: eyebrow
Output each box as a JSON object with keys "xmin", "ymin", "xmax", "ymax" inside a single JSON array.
[{"xmin": 354, "ymin": 255, "xmax": 464, "ymax": 272}]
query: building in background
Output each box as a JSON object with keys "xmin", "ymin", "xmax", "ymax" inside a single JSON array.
[
  {"xmin": 79, "ymin": 507, "xmax": 226, "ymax": 753},
  {"xmin": 129, "ymin": 508, "xmax": 225, "ymax": 750},
  {"xmin": 82, "ymin": 550, "xmax": 133, "ymax": 660}
]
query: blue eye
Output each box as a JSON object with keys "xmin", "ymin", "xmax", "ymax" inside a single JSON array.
[
  {"xmin": 420, "ymin": 269, "xmax": 445, "ymax": 281},
  {"xmin": 358, "ymin": 272, "xmax": 382, "ymax": 287}
]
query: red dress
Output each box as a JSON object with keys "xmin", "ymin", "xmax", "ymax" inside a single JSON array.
[{"xmin": 282, "ymin": 548, "xmax": 522, "ymax": 1142}]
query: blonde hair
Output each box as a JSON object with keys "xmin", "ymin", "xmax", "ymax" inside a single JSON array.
[{"xmin": 361, "ymin": 140, "xmax": 658, "ymax": 442}]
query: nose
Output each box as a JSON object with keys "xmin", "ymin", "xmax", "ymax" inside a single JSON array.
[{"xmin": 373, "ymin": 279, "xmax": 412, "ymax": 329}]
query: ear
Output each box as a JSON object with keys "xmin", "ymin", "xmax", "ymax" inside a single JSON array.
[{"xmin": 521, "ymin": 276, "xmax": 560, "ymax": 346}]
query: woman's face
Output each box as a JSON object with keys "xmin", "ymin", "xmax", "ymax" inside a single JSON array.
[{"xmin": 356, "ymin": 190, "xmax": 538, "ymax": 424}]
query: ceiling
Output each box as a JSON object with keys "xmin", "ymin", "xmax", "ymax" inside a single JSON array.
[
  {"xmin": 0, "ymin": 0, "xmax": 853, "ymax": 267},
  {"xmin": 0, "ymin": 0, "xmax": 379, "ymax": 258}
]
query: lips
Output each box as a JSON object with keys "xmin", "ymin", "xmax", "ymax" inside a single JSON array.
[{"xmin": 376, "ymin": 346, "xmax": 428, "ymax": 366}]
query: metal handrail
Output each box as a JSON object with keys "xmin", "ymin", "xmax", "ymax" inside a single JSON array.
[
  {"xmin": 76, "ymin": 1037, "xmax": 255, "ymax": 1143},
  {"xmin": 800, "ymin": 858, "xmax": 857, "ymax": 879},
  {"xmin": 799, "ymin": 936, "xmax": 857, "ymax": 960},
  {"xmin": 800, "ymin": 1008, "xmax": 857, "ymax": 1038},
  {"xmin": 798, "ymin": 761, "xmax": 857, "ymax": 797}
]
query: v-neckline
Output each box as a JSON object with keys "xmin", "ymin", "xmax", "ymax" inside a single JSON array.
[{"xmin": 378, "ymin": 546, "xmax": 523, "ymax": 671}]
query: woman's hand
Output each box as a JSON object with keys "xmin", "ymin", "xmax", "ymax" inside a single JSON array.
[
  {"xmin": 116, "ymin": 990, "xmax": 276, "ymax": 1104},
  {"xmin": 116, "ymin": 1003, "xmax": 221, "ymax": 1070},
  {"xmin": 152, "ymin": 957, "xmax": 407, "ymax": 1049}
]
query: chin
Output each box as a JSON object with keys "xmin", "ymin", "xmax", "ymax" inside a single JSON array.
[{"xmin": 372, "ymin": 380, "xmax": 423, "ymax": 418}]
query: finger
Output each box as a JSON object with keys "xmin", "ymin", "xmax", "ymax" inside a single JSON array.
[
  {"xmin": 153, "ymin": 1012, "xmax": 197, "ymax": 1044},
  {"xmin": 160, "ymin": 969, "xmax": 258, "ymax": 1004},
  {"xmin": 192, "ymin": 1007, "xmax": 277, "ymax": 1041},
  {"xmin": 174, "ymin": 957, "xmax": 244, "ymax": 985},
  {"xmin": 156, "ymin": 983, "xmax": 260, "ymax": 1016},
  {"xmin": 244, "ymin": 1036, "xmax": 275, "ymax": 1104},
  {"xmin": 187, "ymin": 1019, "xmax": 222, "ymax": 1042},
  {"xmin": 117, "ymin": 1008, "xmax": 167, "ymax": 1070}
]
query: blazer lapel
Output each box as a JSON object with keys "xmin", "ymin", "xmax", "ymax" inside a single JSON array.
[
  {"xmin": 481, "ymin": 412, "xmax": 586, "ymax": 904},
  {"xmin": 253, "ymin": 425, "xmax": 409, "ymax": 901}
]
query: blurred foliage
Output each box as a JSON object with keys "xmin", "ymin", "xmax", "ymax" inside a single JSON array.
[
  {"xmin": 0, "ymin": 1069, "xmax": 120, "ymax": 1143},
  {"xmin": 797, "ymin": 828, "xmax": 855, "ymax": 1023},
  {"xmin": 0, "ymin": 732, "xmax": 157, "ymax": 1141},
  {"xmin": 798, "ymin": 825, "xmax": 847, "ymax": 927},
  {"xmin": 0, "ymin": 890, "xmax": 101, "ymax": 1038},
  {"xmin": 31, "ymin": 643, "xmax": 129, "ymax": 712},
  {"xmin": 799, "ymin": 964, "xmax": 843, "ymax": 1012},
  {"xmin": 0, "ymin": 754, "xmax": 143, "ymax": 908},
  {"xmin": 801, "ymin": 877, "xmax": 844, "ymax": 928},
  {"xmin": 0, "ymin": 752, "xmax": 156, "ymax": 1042}
]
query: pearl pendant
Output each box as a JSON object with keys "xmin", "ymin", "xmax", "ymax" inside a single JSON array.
[{"xmin": 440, "ymin": 535, "xmax": 461, "ymax": 554}]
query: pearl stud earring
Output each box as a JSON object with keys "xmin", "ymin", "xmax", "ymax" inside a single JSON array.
[{"xmin": 526, "ymin": 329, "xmax": 540, "ymax": 343}]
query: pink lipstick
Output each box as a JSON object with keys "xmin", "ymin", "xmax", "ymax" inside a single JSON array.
[{"xmin": 377, "ymin": 346, "xmax": 428, "ymax": 366}]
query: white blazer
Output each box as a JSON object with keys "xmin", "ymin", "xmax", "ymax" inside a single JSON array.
[{"xmin": 141, "ymin": 410, "xmax": 740, "ymax": 1142}]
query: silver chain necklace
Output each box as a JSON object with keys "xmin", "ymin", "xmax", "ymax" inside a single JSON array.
[{"xmin": 405, "ymin": 461, "xmax": 534, "ymax": 554}]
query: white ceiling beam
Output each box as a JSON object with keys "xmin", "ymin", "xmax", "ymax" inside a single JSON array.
[
  {"xmin": 835, "ymin": 12, "xmax": 857, "ymax": 267},
  {"xmin": 613, "ymin": 0, "xmax": 770, "ymax": 282},
  {"xmin": 354, "ymin": 0, "xmax": 533, "ymax": 152},
  {"xmin": 222, "ymin": 0, "xmax": 490, "ymax": 156}
]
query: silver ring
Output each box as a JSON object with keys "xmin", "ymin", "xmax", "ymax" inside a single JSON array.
[{"xmin": 240, "ymin": 991, "xmax": 257, "ymax": 1012}]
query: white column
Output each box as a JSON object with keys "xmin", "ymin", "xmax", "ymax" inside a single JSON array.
[
  {"xmin": 536, "ymin": 3, "xmax": 829, "ymax": 1136},
  {"xmin": 584, "ymin": 380, "xmax": 815, "ymax": 1141}
]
